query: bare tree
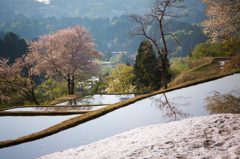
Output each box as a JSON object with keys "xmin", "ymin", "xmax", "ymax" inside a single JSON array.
[{"xmin": 127, "ymin": 0, "xmax": 185, "ymax": 89}]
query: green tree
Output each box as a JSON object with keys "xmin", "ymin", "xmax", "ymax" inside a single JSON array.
[
  {"xmin": 105, "ymin": 64, "xmax": 134, "ymax": 93},
  {"xmin": 109, "ymin": 57, "xmax": 116, "ymax": 64},
  {"xmin": 90, "ymin": 75, "xmax": 107, "ymax": 94},
  {"xmin": 100, "ymin": 66, "xmax": 114, "ymax": 76},
  {"xmin": 132, "ymin": 41, "xmax": 148, "ymax": 90},
  {"xmin": 37, "ymin": 78, "xmax": 68, "ymax": 104},
  {"xmin": 133, "ymin": 41, "xmax": 167, "ymax": 91},
  {"xmin": 126, "ymin": 61, "xmax": 131, "ymax": 66},
  {"xmin": 223, "ymin": 34, "xmax": 240, "ymax": 56},
  {"xmin": 116, "ymin": 53, "xmax": 124, "ymax": 63},
  {"xmin": 170, "ymin": 57, "xmax": 192, "ymax": 77},
  {"xmin": 191, "ymin": 39, "xmax": 227, "ymax": 60}
]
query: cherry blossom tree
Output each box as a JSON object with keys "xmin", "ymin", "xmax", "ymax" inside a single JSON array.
[
  {"xmin": 0, "ymin": 53, "xmax": 40, "ymax": 105},
  {"xmin": 127, "ymin": 0, "xmax": 185, "ymax": 89},
  {"xmin": 29, "ymin": 25, "xmax": 103, "ymax": 94},
  {"xmin": 201, "ymin": 0, "xmax": 240, "ymax": 42}
]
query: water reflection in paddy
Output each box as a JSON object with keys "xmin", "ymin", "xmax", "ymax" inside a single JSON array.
[
  {"xmin": 4, "ymin": 106, "xmax": 107, "ymax": 112},
  {"xmin": 0, "ymin": 74, "xmax": 239, "ymax": 159},
  {"xmin": 56, "ymin": 94, "xmax": 136, "ymax": 105},
  {"xmin": 0, "ymin": 115, "xmax": 79, "ymax": 141}
]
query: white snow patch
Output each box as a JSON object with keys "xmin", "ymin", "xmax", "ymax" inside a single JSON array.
[
  {"xmin": 38, "ymin": 114, "xmax": 240, "ymax": 159},
  {"xmin": 219, "ymin": 60, "xmax": 228, "ymax": 69}
]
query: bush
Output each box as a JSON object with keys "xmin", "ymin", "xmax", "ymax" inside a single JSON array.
[
  {"xmin": 170, "ymin": 57, "xmax": 192, "ymax": 77},
  {"xmin": 191, "ymin": 39, "xmax": 227, "ymax": 60}
]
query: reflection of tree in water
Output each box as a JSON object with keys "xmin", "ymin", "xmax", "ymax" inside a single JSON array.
[
  {"xmin": 204, "ymin": 88, "xmax": 240, "ymax": 114},
  {"xmin": 34, "ymin": 106, "xmax": 93, "ymax": 111},
  {"xmin": 151, "ymin": 93, "xmax": 191, "ymax": 122},
  {"xmin": 119, "ymin": 94, "xmax": 136, "ymax": 101},
  {"xmin": 74, "ymin": 95, "xmax": 104, "ymax": 105},
  {"xmin": 36, "ymin": 95, "xmax": 108, "ymax": 111},
  {"xmin": 74, "ymin": 94, "xmax": 136, "ymax": 104}
]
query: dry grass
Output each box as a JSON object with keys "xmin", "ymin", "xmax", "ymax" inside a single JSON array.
[
  {"xmin": 189, "ymin": 57, "xmax": 213, "ymax": 69},
  {"xmin": 220, "ymin": 56, "xmax": 240, "ymax": 74}
]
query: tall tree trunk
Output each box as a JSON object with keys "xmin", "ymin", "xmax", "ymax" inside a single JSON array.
[
  {"xmin": 70, "ymin": 81, "xmax": 74, "ymax": 94},
  {"xmin": 33, "ymin": 98, "xmax": 40, "ymax": 105},
  {"xmin": 31, "ymin": 90, "xmax": 40, "ymax": 105},
  {"xmin": 69, "ymin": 75, "xmax": 75, "ymax": 95},
  {"xmin": 67, "ymin": 79, "xmax": 71, "ymax": 95},
  {"xmin": 161, "ymin": 62, "xmax": 167, "ymax": 89}
]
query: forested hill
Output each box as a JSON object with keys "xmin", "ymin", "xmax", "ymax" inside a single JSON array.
[
  {"xmin": 0, "ymin": 0, "xmax": 207, "ymax": 22},
  {"xmin": 0, "ymin": 16, "xmax": 208, "ymax": 58},
  {"xmin": 0, "ymin": 0, "xmax": 208, "ymax": 58}
]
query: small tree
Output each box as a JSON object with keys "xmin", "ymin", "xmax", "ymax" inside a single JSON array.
[
  {"xmin": 105, "ymin": 64, "xmax": 134, "ymax": 94},
  {"xmin": 37, "ymin": 78, "xmax": 68, "ymax": 104},
  {"xmin": 126, "ymin": 61, "xmax": 131, "ymax": 66},
  {"xmin": 127, "ymin": 0, "xmax": 185, "ymax": 89},
  {"xmin": 0, "ymin": 54, "xmax": 40, "ymax": 105},
  {"xmin": 29, "ymin": 25, "xmax": 103, "ymax": 95}
]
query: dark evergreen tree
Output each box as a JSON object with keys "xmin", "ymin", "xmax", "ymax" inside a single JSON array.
[
  {"xmin": 0, "ymin": 32, "xmax": 28, "ymax": 64},
  {"xmin": 132, "ymin": 41, "xmax": 148, "ymax": 90},
  {"xmin": 133, "ymin": 41, "xmax": 171, "ymax": 91},
  {"xmin": 126, "ymin": 61, "xmax": 131, "ymax": 66},
  {"xmin": 141, "ymin": 45, "xmax": 162, "ymax": 90}
]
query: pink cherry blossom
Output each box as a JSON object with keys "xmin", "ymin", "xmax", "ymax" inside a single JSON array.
[
  {"xmin": 201, "ymin": 0, "xmax": 240, "ymax": 42},
  {"xmin": 28, "ymin": 25, "xmax": 103, "ymax": 94}
]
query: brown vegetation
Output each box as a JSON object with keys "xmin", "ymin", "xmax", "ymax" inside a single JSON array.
[
  {"xmin": 189, "ymin": 57, "xmax": 213, "ymax": 69},
  {"xmin": 220, "ymin": 56, "xmax": 240, "ymax": 74}
]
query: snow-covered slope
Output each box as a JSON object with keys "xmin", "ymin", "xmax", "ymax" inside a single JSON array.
[{"xmin": 38, "ymin": 114, "xmax": 240, "ymax": 159}]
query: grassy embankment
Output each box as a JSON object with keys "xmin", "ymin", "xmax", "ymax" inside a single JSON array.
[
  {"xmin": 169, "ymin": 57, "xmax": 235, "ymax": 88},
  {"xmin": 0, "ymin": 57, "xmax": 239, "ymax": 148}
]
